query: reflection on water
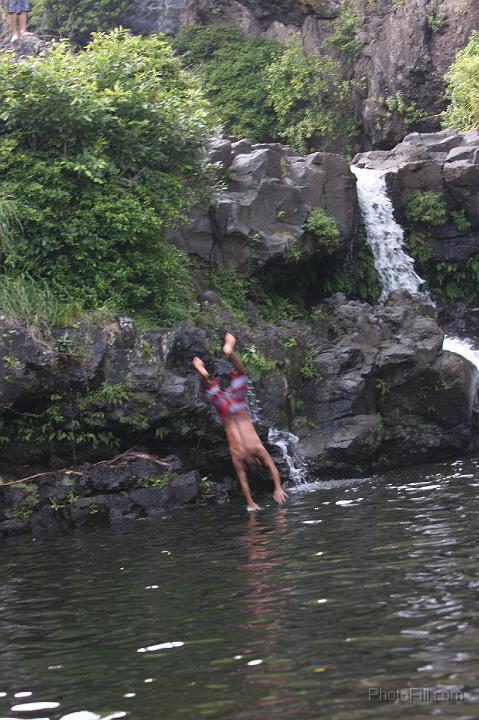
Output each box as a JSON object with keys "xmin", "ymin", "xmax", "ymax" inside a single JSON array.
[{"xmin": 1, "ymin": 457, "xmax": 479, "ymax": 719}]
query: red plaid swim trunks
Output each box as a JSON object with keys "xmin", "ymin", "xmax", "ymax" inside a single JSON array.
[{"xmin": 206, "ymin": 370, "xmax": 249, "ymax": 420}]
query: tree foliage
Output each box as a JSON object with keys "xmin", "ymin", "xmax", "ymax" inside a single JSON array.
[
  {"xmin": 267, "ymin": 35, "xmax": 354, "ymax": 152},
  {"xmin": 0, "ymin": 30, "xmax": 214, "ymax": 324},
  {"xmin": 172, "ymin": 24, "xmax": 280, "ymax": 142},
  {"xmin": 442, "ymin": 31, "xmax": 479, "ymax": 131},
  {"xmin": 172, "ymin": 26, "xmax": 356, "ymax": 153},
  {"xmin": 31, "ymin": 0, "xmax": 131, "ymax": 46}
]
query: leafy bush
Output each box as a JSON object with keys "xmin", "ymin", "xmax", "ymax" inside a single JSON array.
[
  {"xmin": 0, "ymin": 30, "xmax": 213, "ymax": 325},
  {"xmin": 451, "ymin": 209, "xmax": 472, "ymax": 232},
  {"xmin": 172, "ymin": 24, "xmax": 280, "ymax": 142},
  {"xmin": 208, "ymin": 265, "xmax": 249, "ymax": 309},
  {"xmin": 304, "ymin": 208, "xmax": 340, "ymax": 247},
  {"xmin": 31, "ymin": 0, "xmax": 130, "ymax": 46},
  {"xmin": 172, "ymin": 26, "xmax": 355, "ymax": 153},
  {"xmin": 406, "ymin": 230, "xmax": 479, "ymax": 303},
  {"xmin": 325, "ymin": 2, "xmax": 360, "ymax": 54},
  {"xmin": 267, "ymin": 34, "xmax": 355, "ymax": 152},
  {"xmin": 405, "ymin": 191, "xmax": 447, "ymax": 226},
  {"xmin": 442, "ymin": 31, "xmax": 479, "ymax": 131}
]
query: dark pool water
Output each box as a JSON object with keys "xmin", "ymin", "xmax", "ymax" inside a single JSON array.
[{"xmin": 1, "ymin": 456, "xmax": 479, "ymax": 720}]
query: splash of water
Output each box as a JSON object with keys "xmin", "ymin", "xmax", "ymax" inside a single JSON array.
[
  {"xmin": 351, "ymin": 166, "xmax": 423, "ymax": 300},
  {"xmin": 443, "ymin": 336, "xmax": 479, "ymax": 372},
  {"xmin": 267, "ymin": 427, "xmax": 307, "ymax": 484}
]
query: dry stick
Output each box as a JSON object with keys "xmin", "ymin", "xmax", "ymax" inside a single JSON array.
[{"xmin": 0, "ymin": 447, "xmax": 169, "ymax": 487}]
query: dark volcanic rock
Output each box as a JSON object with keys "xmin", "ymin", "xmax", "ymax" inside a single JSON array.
[
  {"xmin": 354, "ymin": 130, "xmax": 479, "ymax": 232},
  {"xmin": 123, "ymin": 0, "xmax": 479, "ymax": 148},
  {"xmin": 1, "ymin": 281, "xmax": 478, "ymax": 540},
  {"xmin": 169, "ymin": 139, "xmax": 358, "ymax": 273},
  {"xmin": 0, "ymin": 458, "xmax": 204, "ymax": 537}
]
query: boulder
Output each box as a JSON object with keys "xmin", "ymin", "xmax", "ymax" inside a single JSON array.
[
  {"xmin": 353, "ymin": 131, "xmax": 479, "ymax": 231},
  {"xmin": 170, "ymin": 139, "xmax": 358, "ymax": 274}
]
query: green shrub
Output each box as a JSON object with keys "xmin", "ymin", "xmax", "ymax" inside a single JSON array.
[
  {"xmin": 442, "ymin": 31, "xmax": 479, "ymax": 131},
  {"xmin": 208, "ymin": 265, "xmax": 249, "ymax": 309},
  {"xmin": 383, "ymin": 91, "xmax": 425, "ymax": 127},
  {"xmin": 0, "ymin": 30, "xmax": 213, "ymax": 325},
  {"xmin": 451, "ymin": 209, "xmax": 472, "ymax": 232},
  {"xmin": 405, "ymin": 191, "xmax": 447, "ymax": 226},
  {"xmin": 172, "ymin": 24, "xmax": 280, "ymax": 142},
  {"xmin": 31, "ymin": 0, "xmax": 130, "ymax": 46},
  {"xmin": 267, "ymin": 34, "xmax": 354, "ymax": 152},
  {"xmin": 325, "ymin": 2, "xmax": 360, "ymax": 54},
  {"xmin": 173, "ymin": 26, "xmax": 356, "ymax": 153},
  {"xmin": 304, "ymin": 208, "xmax": 340, "ymax": 247},
  {"xmin": 426, "ymin": 1, "xmax": 447, "ymax": 32}
]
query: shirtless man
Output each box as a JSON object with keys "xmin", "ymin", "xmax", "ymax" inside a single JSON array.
[{"xmin": 192, "ymin": 333, "xmax": 288, "ymax": 511}]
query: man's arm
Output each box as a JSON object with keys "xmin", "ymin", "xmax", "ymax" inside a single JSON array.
[{"xmin": 258, "ymin": 447, "xmax": 288, "ymax": 504}]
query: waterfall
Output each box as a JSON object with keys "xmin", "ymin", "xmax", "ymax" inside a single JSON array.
[
  {"xmin": 443, "ymin": 336, "xmax": 479, "ymax": 370},
  {"xmin": 247, "ymin": 384, "xmax": 306, "ymax": 483},
  {"xmin": 352, "ymin": 165, "xmax": 479, "ymax": 373},
  {"xmin": 267, "ymin": 428, "xmax": 307, "ymax": 485},
  {"xmin": 351, "ymin": 167, "xmax": 423, "ymax": 300}
]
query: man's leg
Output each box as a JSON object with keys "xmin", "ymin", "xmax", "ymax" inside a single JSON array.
[
  {"xmin": 223, "ymin": 333, "xmax": 247, "ymax": 375},
  {"xmin": 232, "ymin": 458, "xmax": 260, "ymax": 511},
  {"xmin": 9, "ymin": 13, "xmax": 18, "ymax": 41},
  {"xmin": 18, "ymin": 11, "xmax": 28, "ymax": 36}
]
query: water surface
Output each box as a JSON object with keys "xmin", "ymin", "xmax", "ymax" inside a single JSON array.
[{"xmin": 1, "ymin": 457, "xmax": 479, "ymax": 719}]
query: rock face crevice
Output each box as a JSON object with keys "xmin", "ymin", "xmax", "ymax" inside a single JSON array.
[{"xmin": 124, "ymin": 0, "xmax": 479, "ymax": 148}]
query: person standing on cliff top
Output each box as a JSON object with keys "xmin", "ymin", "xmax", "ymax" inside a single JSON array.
[
  {"xmin": 192, "ymin": 333, "xmax": 288, "ymax": 511},
  {"xmin": 8, "ymin": 0, "xmax": 32, "ymax": 43}
]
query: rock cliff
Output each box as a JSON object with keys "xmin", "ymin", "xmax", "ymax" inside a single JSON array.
[{"xmin": 124, "ymin": 0, "xmax": 479, "ymax": 148}]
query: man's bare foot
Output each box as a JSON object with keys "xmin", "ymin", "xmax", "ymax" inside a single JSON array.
[
  {"xmin": 192, "ymin": 356, "xmax": 209, "ymax": 379},
  {"xmin": 247, "ymin": 502, "xmax": 261, "ymax": 512},
  {"xmin": 223, "ymin": 332, "xmax": 236, "ymax": 356},
  {"xmin": 11, "ymin": 34, "xmax": 19, "ymax": 43}
]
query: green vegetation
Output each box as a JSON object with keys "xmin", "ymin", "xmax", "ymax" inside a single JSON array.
[
  {"xmin": 31, "ymin": 0, "xmax": 130, "ymax": 45},
  {"xmin": 442, "ymin": 31, "xmax": 479, "ymax": 131},
  {"xmin": 304, "ymin": 208, "xmax": 340, "ymax": 248},
  {"xmin": 12, "ymin": 484, "xmax": 40, "ymax": 519},
  {"xmin": 0, "ymin": 30, "xmax": 213, "ymax": 326},
  {"xmin": 208, "ymin": 266, "xmax": 249, "ymax": 310},
  {"xmin": 241, "ymin": 345, "xmax": 276, "ymax": 382},
  {"xmin": 322, "ymin": 235, "xmax": 382, "ymax": 304},
  {"xmin": 382, "ymin": 91, "xmax": 425, "ymax": 127},
  {"xmin": 426, "ymin": 1, "xmax": 447, "ymax": 32},
  {"xmin": 172, "ymin": 25, "xmax": 280, "ymax": 142},
  {"xmin": 172, "ymin": 26, "xmax": 356, "ymax": 153},
  {"xmin": 405, "ymin": 191, "xmax": 447, "ymax": 226},
  {"xmin": 299, "ymin": 350, "xmax": 320, "ymax": 381},
  {"xmin": 404, "ymin": 195, "xmax": 478, "ymax": 304},
  {"xmin": 267, "ymin": 34, "xmax": 355, "ymax": 152},
  {"xmin": 405, "ymin": 230, "xmax": 479, "ymax": 302},
  {"xmin": 325, "ymin": 1, "xmax": 360, "ymax": 55},
  {"xmin": 451, "ymin": 209, "xmax": 472, "ymax": 232}
]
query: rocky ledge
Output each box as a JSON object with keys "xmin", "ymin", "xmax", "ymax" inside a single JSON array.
[
  {"xmin": 0, "ymin": 289, "xmax": 478, "ymax": 540},
  {"xmin": 0, "ymin": 453, "xmax": 234, "ymax": 538}
]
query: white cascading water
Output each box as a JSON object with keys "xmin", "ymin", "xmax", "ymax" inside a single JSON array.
[
  {"xmin": 352, "ymin": 165, "xmax": 479, "ymax": 373},
  {"xmin": 351, "ymin": 167, "xmax": 423, "ymax": 300},
  {"xmin": 267, "ymin": 427, "xmax": 307, "ymax": 484}
]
